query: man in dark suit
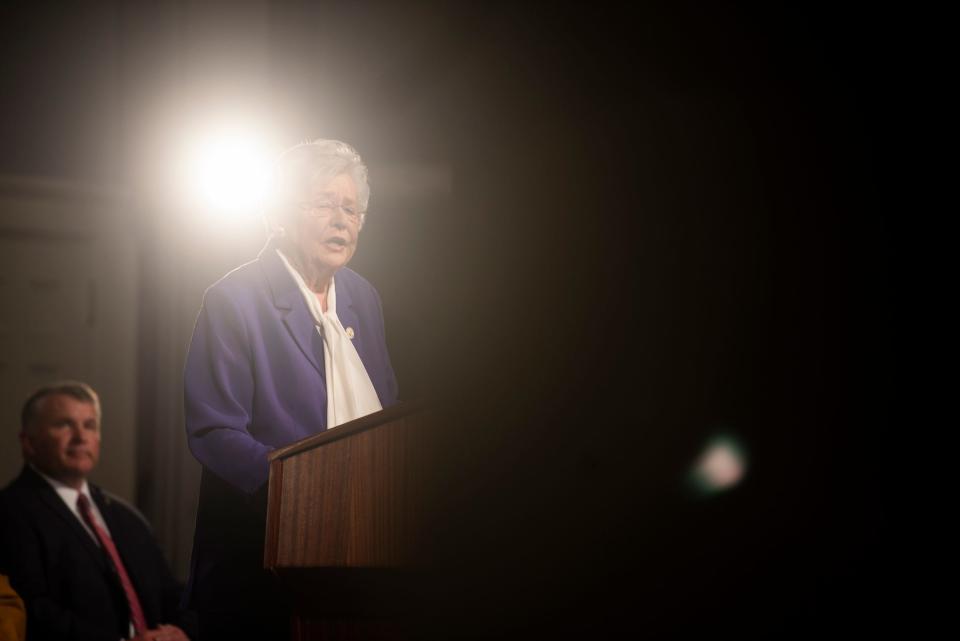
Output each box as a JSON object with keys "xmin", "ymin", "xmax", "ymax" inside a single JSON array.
[{"xmin": 0, "ymin": 381, "xmax": 195, "ymax": 641}]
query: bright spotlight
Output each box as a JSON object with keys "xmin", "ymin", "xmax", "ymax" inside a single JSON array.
[{"xmin": 187, "ymin": 130, "xmax": 273, "ymax": 218}]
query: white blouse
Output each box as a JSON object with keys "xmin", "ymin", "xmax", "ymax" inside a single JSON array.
[{"xmin": 277, "ymin": 250, "xmax": 382, "ymax": 428}]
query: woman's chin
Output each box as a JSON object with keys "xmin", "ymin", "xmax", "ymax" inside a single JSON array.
[{"xmin": 313, "ymin": 248, "xmax": 353, "ymax": 271}]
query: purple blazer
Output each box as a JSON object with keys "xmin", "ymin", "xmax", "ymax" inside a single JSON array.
[
  {"xmin": 182, "ymin": 243, "xmax": 398, "ymax": 613},
  {"xmin": 184, "ymin": 243, "xmax": 399, "ymax": 494}
]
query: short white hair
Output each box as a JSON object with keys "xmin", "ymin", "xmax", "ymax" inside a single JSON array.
[{"xmin": 266, "ymin": 138, "xmax": 370, "ymax": 229}]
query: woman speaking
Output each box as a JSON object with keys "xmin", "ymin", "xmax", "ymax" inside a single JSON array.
[{"xmin": 182, "ymin": 139, "xmax": 398, "ymax": 639}]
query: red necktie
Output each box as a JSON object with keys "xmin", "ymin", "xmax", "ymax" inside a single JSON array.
[{"xmin": 77, "ymin": 493, "xmax": 148, "ymax": 636}]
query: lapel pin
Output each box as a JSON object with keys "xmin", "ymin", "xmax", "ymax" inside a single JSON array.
[{"xmin": 345, "ymin": 326, "xmax": 355, "ymax": 339}]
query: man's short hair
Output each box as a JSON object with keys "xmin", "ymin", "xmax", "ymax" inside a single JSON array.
[{"xmin": 20, "ymin": 381, "xmax": 101, "ymax": 431}]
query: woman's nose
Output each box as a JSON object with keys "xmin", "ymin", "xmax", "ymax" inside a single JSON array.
[{"xmin": 330, "ymin": 213, "xmax": 348, "ymax": 229}]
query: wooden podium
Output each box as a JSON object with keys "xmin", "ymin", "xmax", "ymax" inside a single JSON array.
[{"xmin": 263, "ymin": 401, "xmax": 438, "ymax": 640}]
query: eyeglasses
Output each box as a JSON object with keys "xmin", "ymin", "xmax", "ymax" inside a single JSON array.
[{"xmin": 297, "ymin": 200, "xmax": 365, "ymax": 224}]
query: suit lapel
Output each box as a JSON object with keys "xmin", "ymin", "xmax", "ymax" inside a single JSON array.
[
  {"xmin": 282, "ymin": 304, "xmax": 325, "ymax": 376},
  {"xmin": 92, "ymin": 487, "xmax": 145, "ymax": 598},
  {"xmin": 93, "ymin": 487, "xmax": 125, "ymax": 559},
  {"xmin": 19, "ymin": 467, "xmax": 109, "ymax": 574},
  {"xmin": 260, "ymin": 244, "xmax": 325, "ymax": 376}
]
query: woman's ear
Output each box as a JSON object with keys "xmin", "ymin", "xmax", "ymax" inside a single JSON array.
[{"xmin": 263, "ymin": 210, "xmax": 287, "ymax": 238}]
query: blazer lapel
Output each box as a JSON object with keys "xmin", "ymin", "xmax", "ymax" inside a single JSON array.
[
  {"xmin": 260, "ymin": 244, "xmax": 325, "ymax": 376},
  {"xmin": 92, "ymin": 487, "xmax": 143, "ymax": 594},
  {"xmin": 19, "ymin": 468, "xmax": 109, "ymax": 574}
]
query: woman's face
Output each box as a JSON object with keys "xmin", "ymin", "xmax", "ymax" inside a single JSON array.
[{"xmin": 290, "ymin": 172, "xmax": 362, "ymax": 275}]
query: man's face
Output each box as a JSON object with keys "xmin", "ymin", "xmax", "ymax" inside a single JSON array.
[{"xmin": 20, "ymin": 394, "xmax": 100, "ymax": 488}]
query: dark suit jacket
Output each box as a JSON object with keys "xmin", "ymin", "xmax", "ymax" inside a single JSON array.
[
  {"xmin": 182, "ymin": 243, "xmax": 399, "ymax": 614},
  {"xmin": 0, "ymin": 466, "xmax": 195, "ymax": 641}
]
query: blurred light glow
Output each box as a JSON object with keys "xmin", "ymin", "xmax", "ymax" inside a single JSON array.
[
  {"xmin": 688, "ymin": 434, "xmax": 747, "ymax": 496},
  {"xmin": 186, "ymin": 129, "xmax": 273, "ymax": 219}
]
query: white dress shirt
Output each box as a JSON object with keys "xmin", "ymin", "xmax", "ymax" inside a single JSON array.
[{"xmin": 30, "ymin": 464, "xmax": 111, "ymax": 544}]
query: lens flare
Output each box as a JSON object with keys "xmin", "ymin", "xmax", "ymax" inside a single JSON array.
[
  {"xmin": 688, "ymin": 434, "xmax": 747, "ymax": 496},
  {"xmin": 186, "ymin": 130, "xmax": 272, "ymax": 218}
]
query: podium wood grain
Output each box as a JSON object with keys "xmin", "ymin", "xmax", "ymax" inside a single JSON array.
[{"xmin": 265, "ymin": 401, "xmax": 432, "ymax": 571}]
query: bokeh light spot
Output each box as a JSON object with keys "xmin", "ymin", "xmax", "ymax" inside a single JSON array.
[{"xmin": 688, "ymin": 433, "xmax": 748, "ymax": 496}]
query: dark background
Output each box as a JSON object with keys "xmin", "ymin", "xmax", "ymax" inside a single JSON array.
[{"xmin": 1, "ymin": 1, "xmax": 894, "ymax": 638}]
